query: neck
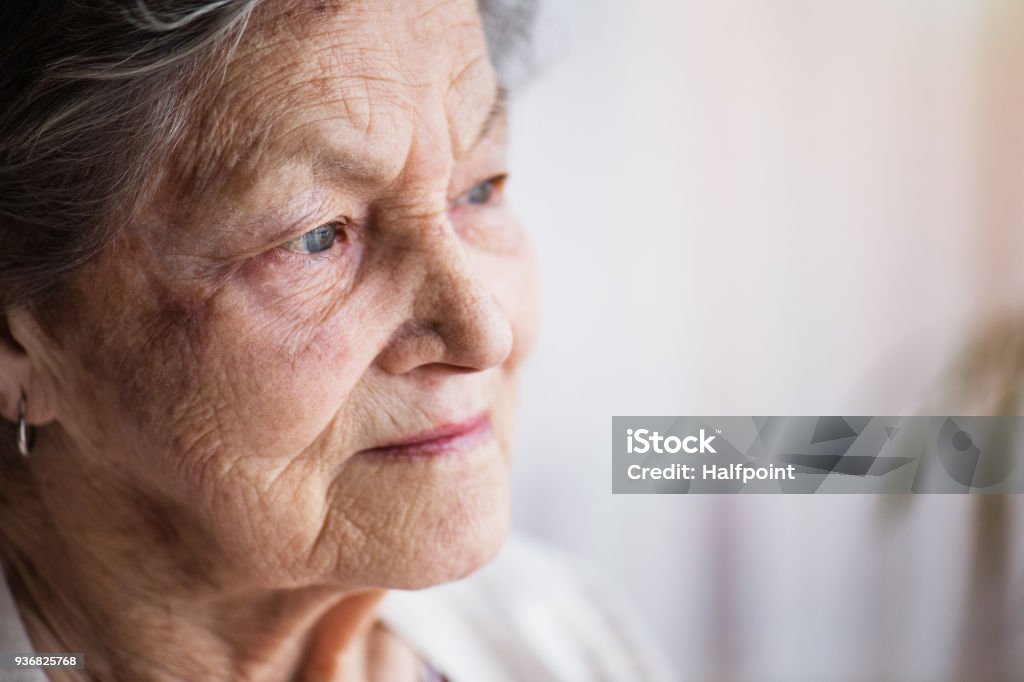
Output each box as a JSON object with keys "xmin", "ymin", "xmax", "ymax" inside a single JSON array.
[{"xmin": 0, "ymin": 448, "xmax": 387, "ymax": 682}]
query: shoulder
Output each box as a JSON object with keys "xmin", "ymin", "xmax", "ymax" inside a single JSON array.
[{"xmin": 379, "ymin": 534, "xmax": 675, "ymax": 682}]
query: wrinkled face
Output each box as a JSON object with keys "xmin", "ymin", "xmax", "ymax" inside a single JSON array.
[{"xmin": 28, "ymin": 0, "xmax": 539, "ymax": 590}]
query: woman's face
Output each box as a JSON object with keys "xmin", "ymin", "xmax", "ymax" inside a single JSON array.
[{"xmin": 22, "ymin": 0, "xmax": 539, "ymax": 591}]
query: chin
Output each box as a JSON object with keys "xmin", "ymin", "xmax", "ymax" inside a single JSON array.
[{"xmin": 388, "ymin": 474, "xmax": 511, "ymax": 590}]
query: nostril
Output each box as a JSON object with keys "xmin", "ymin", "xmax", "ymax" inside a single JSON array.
[{"xmin": 413, "ymin": 363, "xmax": 484, "ymax": 376}]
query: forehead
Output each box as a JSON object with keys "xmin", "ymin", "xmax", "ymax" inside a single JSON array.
[{"xmin": 171, "ymin": 0, "xmax": 495, "ymax": 203}]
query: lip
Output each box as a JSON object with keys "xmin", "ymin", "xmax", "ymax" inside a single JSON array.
[{"xmin": 360, "ymin": 412, "xmax": 493, "ymax": 458}]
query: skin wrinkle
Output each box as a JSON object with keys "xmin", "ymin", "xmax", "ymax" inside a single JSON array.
[{"xmin": 179, "ymin": 26, "xmax": 403, "ymax": 204}]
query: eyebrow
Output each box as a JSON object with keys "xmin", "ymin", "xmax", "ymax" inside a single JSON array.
[{"xmin": 465, "ymin": 83, "xmax": 508, "ymax": 156}]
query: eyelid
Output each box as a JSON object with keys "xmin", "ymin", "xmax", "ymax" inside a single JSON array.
[
  {"xmin": 455, "ymin": 173, "xmax": 508, "ymax": 205},
  {"xmin": 279, "ymin": 219, "xmax": 346, "ymax": 255},
  {"xmin": 259, "ymin": 191, "xmax": 341, "ymax": 244}
]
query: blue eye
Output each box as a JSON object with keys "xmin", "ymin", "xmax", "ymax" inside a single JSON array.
[
  {"xmin": 462, "ymin": 174, "xmax": 507, "ymax": 206},
  {"xmin": 283, "ymin": 222, "xmax": 337, "ymax": 254}
]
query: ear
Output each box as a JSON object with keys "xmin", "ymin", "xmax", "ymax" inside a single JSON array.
[{"xmin": 0, "ymin": 308, "xmax": 56, "ymax": 426}]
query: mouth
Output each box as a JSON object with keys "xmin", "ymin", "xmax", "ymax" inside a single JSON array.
[{"xmin": 360, "ymin": 412, "xmax": 493, "ymax": 458}]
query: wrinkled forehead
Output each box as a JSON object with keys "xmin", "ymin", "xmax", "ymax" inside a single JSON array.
[{"xmin": 168, "ymin": 0, "xmax": 495, "ymax": 205}]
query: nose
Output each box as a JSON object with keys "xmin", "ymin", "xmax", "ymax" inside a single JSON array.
[{"xmin": 373, "ymin": 228, "xmax": 514, "ymax": 376}]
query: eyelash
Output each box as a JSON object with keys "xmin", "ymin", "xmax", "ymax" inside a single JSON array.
[{"xmin": 458, "ymin": 174, "xmax": 507, "ymax": 207}]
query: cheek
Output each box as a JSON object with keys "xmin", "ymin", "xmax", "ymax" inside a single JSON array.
[
  {"xmin": 482, "ymin": 235, "xmax": 542, "ymax": 371},
  {"xmin": 59, "ymin": 252, "xmax": 373, "ymax": 493},
  {"xmin": 160, "ymin": 291, "xmax": 371, "ymax": 466},
  {"xmin": 512, "ymin": 244, "xmax": 542, "ymax": 363}
]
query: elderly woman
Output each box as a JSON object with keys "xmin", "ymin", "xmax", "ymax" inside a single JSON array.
[{"xmin": 0, "ymin": 1, "xmax": 668, "ymax": 680}]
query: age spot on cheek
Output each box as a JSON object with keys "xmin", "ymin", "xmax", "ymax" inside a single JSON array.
[{"xmin": 101, "ymin": 284, "xmax": 223, "ymax": 433}]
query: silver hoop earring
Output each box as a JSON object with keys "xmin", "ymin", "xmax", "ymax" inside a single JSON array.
[{"xmin": 17, "ymin": 392, "xmax": 35, "ymax": 457}]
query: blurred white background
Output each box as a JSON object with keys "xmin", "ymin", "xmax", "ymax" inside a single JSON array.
[{"xmin": 505, "ymin": 1, "xmax": 1024, "ymax": 679}]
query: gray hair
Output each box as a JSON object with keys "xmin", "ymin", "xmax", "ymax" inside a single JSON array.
[{"xmin": 0, "ymin": 0, "xmax": 535, "ymax": 313}]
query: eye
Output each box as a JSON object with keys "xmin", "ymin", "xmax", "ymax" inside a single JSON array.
[
  {"xmin": 460, "ymin": 174, "xmax": 507, "ymax": 206},
  {"xmin": 282, "ymin": 222, "xmax": 339, "ymax": 254}
]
